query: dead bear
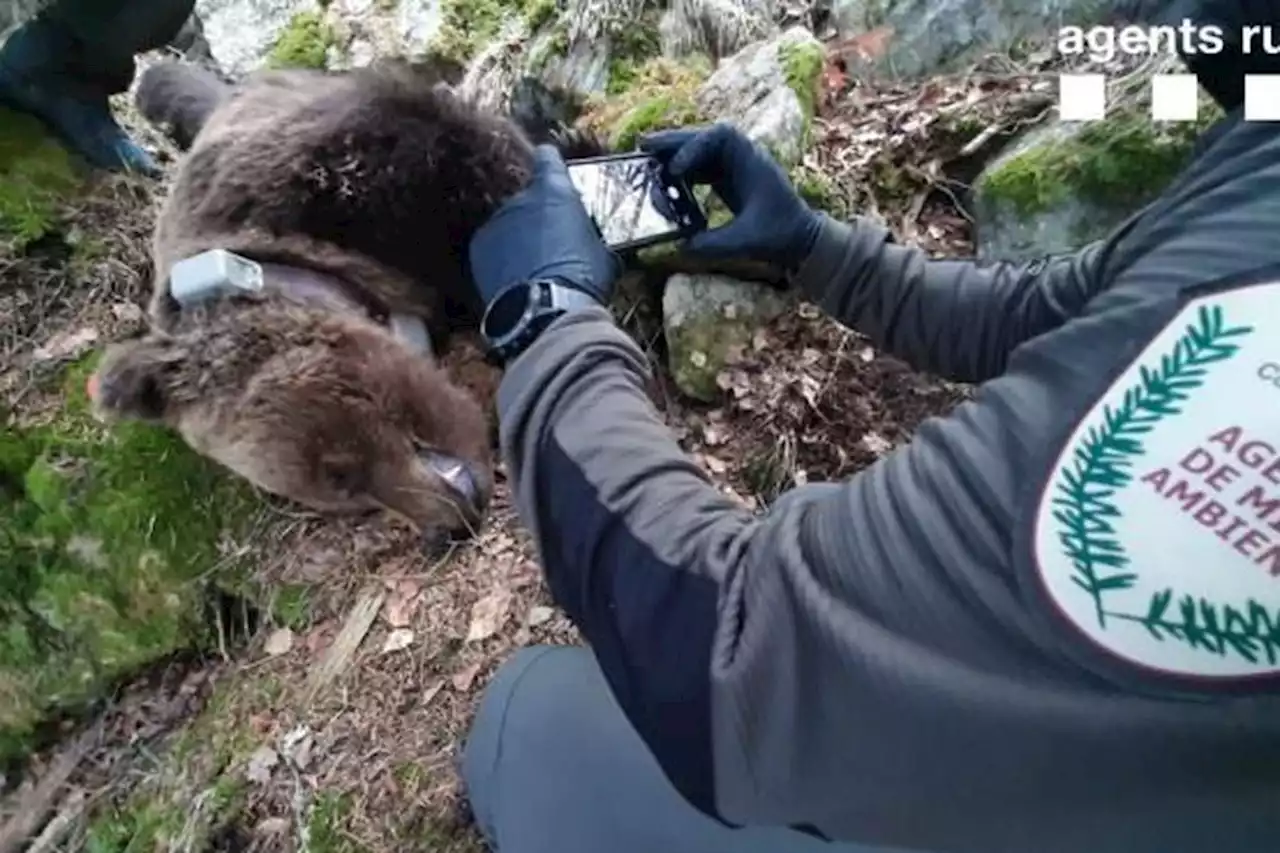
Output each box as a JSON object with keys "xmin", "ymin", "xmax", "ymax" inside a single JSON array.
[{"xmin": 89, "ymin": 59, "xmax": 608, "ymax": 547}]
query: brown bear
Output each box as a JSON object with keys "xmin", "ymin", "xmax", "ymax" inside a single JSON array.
[{"xmin": 88, "ymin": 59, "xmax": 608, "ymax": 548}]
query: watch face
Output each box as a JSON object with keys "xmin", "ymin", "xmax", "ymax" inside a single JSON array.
[{"xmin": 483, "ymin": 284, "xmax": 534, "ymax": 342}]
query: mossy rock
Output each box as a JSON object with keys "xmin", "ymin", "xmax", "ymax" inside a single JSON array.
[
  {"xmin": 265, "ymin": 10, "xmax": 338, "ymax": 70},
  {"xmin": 579, "ymin": 57, "xmax": 711, "ymax": 151},
  {"xmin": 973, "ymin": 98, "xmax": 1225, "ymax": 261},
  {"xmin": 0, "ymin": 355, "xmax": 261, "ymax": 763},
  {"xmin": 0, "ymin": 106, "xmax": 87, "ymax": 250},
  {"xmin": 778, "ymin": 38, "xmax": 824, "ymax": 136},
  {"xmin": 604, "ymin": 10, "xmax": 663, "ymax": 96},
  {"xmin": 662, "ymin": 273, "xmax": 790, "ymax": 402},
  {"xmin": 430, "ymin": 0, "xmax": 558, "ymax": 67}
]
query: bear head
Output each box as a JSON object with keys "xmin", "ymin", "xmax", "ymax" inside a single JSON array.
[{"xmin": 88, "ymin": 298, "xmax": 494, "ymax": 547}]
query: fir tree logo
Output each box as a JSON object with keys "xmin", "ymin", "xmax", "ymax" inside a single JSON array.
[{"xmin": 1050, "ymin": 303, "xmax": 1280, "ymax": 667}]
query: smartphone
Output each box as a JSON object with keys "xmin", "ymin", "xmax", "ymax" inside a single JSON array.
[{"xmin": 566, "ymin": 152, "xmax": 707, "ymax": 253}]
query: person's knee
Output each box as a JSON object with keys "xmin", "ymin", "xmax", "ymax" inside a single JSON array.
[{"xmin": 461, "ymin": 645, "xmax": 595, "ymax": 832}]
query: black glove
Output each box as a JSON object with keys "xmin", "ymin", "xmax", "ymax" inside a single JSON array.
[
  {"xmin": 468, "ymin": 144, "xmax": 621, "ymax": 308},
  {"xmin": 640, "ymin": 123, "xmax": 822, "ymax": 271}
]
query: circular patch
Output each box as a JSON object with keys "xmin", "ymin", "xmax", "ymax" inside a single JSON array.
[{"xmin": 1033, "ymin": 283, "xmax": 1280, "ymax": 680}]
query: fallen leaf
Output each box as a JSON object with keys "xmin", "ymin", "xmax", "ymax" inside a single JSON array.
[
  {"xmin": 451, "ymin": 662, "xmax": 482, "ymax": 692},
  {"xmin": 466, "ymin": 588, "xmax": 512, "ymax": 642},
  {"xmin": 384, "ymin": 578, "xmax": 422, "ymax": 628},
  {"xmin": 281, "ymin": 725, "xmax": 313, "ymax": 771},
  {"xmin": 255, "ymin": 817, "xmax": 290, "ymax": 835},
  {"xmin": 33, "ymin": 327, "xmax": 98, "ymax": 363},
  {"xmin": 421, "ymin": 680, "xmax": 445, "ymax": 707},
  {"xmin": 381, "ymin": 628, "xmax": 415, "ymax": 654},
  {"xmin": 862, "ymin": 432, "xmax": 893, "ymax": 455},
  {"xmin": 703, "ymin": 454, "xmax": 728, "ymax": 474},
  {"xmin": 111, "ymin": 302, "xmax": 144, "ymax": 323},
  {"xmin": 245, "ymin": 746, "xmax": 279, "ymax": 785},
  {"xmin": 527, "ymin": 605, "xmax": 554, "ymax": 626},
  {"xmin": 263, "ymin": 628, "xmax": 294, "ymax": 657},
  {"xmin": 304, "ymin": 622, "xmax": 333, "ymax": 655}
]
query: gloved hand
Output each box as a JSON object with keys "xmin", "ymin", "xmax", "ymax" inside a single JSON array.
[
  {"xmin": 0, "ymin": 17, "xmax": 160, "ymax": 176},
  {"xmin": 469, "ymin": 144, "xmax": 621, "ymax": 308},
  {"xmin": 640, "ymin": 123, "xmax": 821, "ymax": 271}
]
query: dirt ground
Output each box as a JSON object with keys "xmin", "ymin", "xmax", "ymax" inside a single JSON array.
[{"xmin": 0, "ymin": 47, "xmax": 1063, "ymax": 852}]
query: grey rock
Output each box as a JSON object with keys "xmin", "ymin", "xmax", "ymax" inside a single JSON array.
[
  {"xmin": 663, "ymin": 274, "xmax": 790, "ymax": 402},
  {"xmin": 195, "ymin": 0, "xmax": 320, "ymax": 76},
  {"xmin": 659, "ymin": 0, "xmax": 780, "ymax": 61},
  {"xmin": 695, "ymin": 25, "xmax": 821, "ymax": 167},
  {"xmin": 831, "ymin": 0, "xmax": 1122, "ymax": 79},
  {"xmin": 539, "ymin": 35, "xmax": 611, "ymax": 97},
  {"xmin": 398, "ymin": 0, "xmax": 443, "ymax": 58}
]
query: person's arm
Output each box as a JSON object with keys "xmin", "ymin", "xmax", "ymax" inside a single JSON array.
[
  {"xmin": 497, "ymin": 304, "xmax": 1273, "ymax": 853},
  {"xmin": 792, "ymin": 213, "xmax": 1110, "ymax": 383}
]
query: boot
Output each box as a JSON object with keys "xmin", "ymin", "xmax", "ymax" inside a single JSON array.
[{"xmin": 0, "ymin": 15, "xmax": 160, "ymax": 176}]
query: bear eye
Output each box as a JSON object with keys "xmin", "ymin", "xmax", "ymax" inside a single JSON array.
[{"xmin": 318, "ymin": 450, "xmax": 367, "ymax": 498}]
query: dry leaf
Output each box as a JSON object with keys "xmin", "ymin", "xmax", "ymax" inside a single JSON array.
[
  {"xmin": 703, "ymin": 454, "xmax": 728, "ymax": 474},
  {"xmin": 421, "ymin": 680, "xmax": 445, "ymax": 708},
  {"xmin": 111, "ymin": 302, "xmax": 144, "ymax": 323},
  {"xmin": 281, "ymin": 725, "xmax": 314, "ymax": 771},
  {"xmin": 263, "ymin": 628, "xmax": 294, "ymax": 657},
  {"xmin": 304, "ymin": 622, "xmax": 333, "ymax": 655},
  {"xmin": 527, "ymin": 605, "xmax": 554, "ymax": 627},
  {"xmin": 862, "ymin": 432, "xmax": 893, "ymax": 455},
  {"xmin": 245, "ymin": 746, "xmax": 279, "ymax": 785},
  {"xmin": 381, "ymin": 628, "xmax": 415, "ymax": 653},
  {"xmin": 255, "ymin": 818, "xmax": 290, "ymax": 835},
  {"xmin": 466, "ymin": 588, "xmax": 512, "ymax": 643},
  {"xmin": 384, "ymin": 579, "xmax": 422, "ymax": 628},
  {"xmin": 33, "ymin": 327, "xmax": 98, "ymax": 363},
  {"xmin": 452, "ymin": 661, "xmax": 482, "ymax": 692}
]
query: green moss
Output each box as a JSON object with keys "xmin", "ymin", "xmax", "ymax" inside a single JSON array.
[
  {"xmin": 605, "ymin": 13, "xmax": 662, "ymax": 96},
  {"xmin": 84, "ymin": 774, "xmax": 248, "ymax": 852},
  {"xmin": 309, "ymin": 792, "xmax": 366, "ymax": 853},
  {"xmin": 778, "ymin": 39, "xmax": 824, "ymax": 134},
  {"xmin": 432, "ymin": 0, "xmax": 555, "ymax": 66},
  {"xmin": 0, "ymin": 354, "xmax": 261, "ymax": 762},
  {"xmin": 980, "ymin": 102, "xmax": 1224, "ymax": 217},
  {"xmin": 265, "ymin": 10, "xmax": 337, "ymax": 70},
  {"xmin": 0, "ymin": 107, "xmax": 86, "ymax": 250},
  {"xmin": 792, "ymin": 164, "xmax": 845, "ymax": 217},
  {"xmin": 271, "ymin": 583, "xmax": 312, "ymax": 630},
  {"xmin": 524, "ymin": 0, "xmax": 558, "ymax": 32},
  {"xmin": 528, "ymin": 20, "xmax": 571, "ymax": 72},
  {"xmin": 581, "ymin": 58, "xmax": 710, "ymax": 150}
]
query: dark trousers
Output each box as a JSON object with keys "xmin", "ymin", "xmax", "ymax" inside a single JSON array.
[
  {"xmin": 461, "ymin": 645, "xmax": 910, "ymax": 853},
  {"xmin": 39, "ymin": 0, "xmax": 195, "ymax": 94}
]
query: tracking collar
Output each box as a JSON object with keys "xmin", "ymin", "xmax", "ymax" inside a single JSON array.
[{"xmin": 167, "ymin": 248, "xmax": 434, "ymax": 355}]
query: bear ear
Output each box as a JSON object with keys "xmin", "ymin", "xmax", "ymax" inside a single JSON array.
[{"xmin": 88, "ymin": 340, "xmax": 187, "ymax": 422}]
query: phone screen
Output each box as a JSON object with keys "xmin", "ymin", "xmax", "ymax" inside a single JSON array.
[{"xmin": 567, "ymin": 154, "xmax": 693, "ymax": 251}]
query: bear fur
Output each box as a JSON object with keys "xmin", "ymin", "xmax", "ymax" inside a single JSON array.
[{"xmin": 90, "ymin": 60, "xmax": 608, "ymax": 544}]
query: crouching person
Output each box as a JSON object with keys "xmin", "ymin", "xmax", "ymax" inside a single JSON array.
[{"xmin": 0, "ymin": 0, "xmax": 197, "ymax": 175}]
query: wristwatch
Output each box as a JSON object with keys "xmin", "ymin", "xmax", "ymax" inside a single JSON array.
[{"xmin": 480, "ymin": 278, "xmax": 601, "ymax": 364}]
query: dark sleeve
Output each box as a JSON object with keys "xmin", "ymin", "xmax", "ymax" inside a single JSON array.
[
  {"xmin": 497, "ymin": 296, "xmax": 1276, "ymax": 853},
  {"xmin": 495, "ymin": 109, "xmax": 1280, "ymax": 853},
  {"xmin": 792, "ymin": 214, "xmax": 1110, "ymax": 383}
]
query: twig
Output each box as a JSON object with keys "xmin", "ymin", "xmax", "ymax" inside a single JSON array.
[
  {"xmin": 0, "ymin": 724, "xmax": 99, "ymax": 853},
  {"xmin": 305, "ymin": 584, "xmax": 386, "ymax": 703},
  {"xmin": 26, "ymin": 789, "xmax": 86, "ymax": 853}
]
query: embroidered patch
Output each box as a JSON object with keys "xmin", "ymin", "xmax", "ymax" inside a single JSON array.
[{"xmin": 1033, "ymin": 283, "xmax": 1280, "ymax": 679}]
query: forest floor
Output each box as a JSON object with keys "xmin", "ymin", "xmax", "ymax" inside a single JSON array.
[{"xmin": 0, "ymin": 44, "xmax": 1066, "ymax": 853}]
